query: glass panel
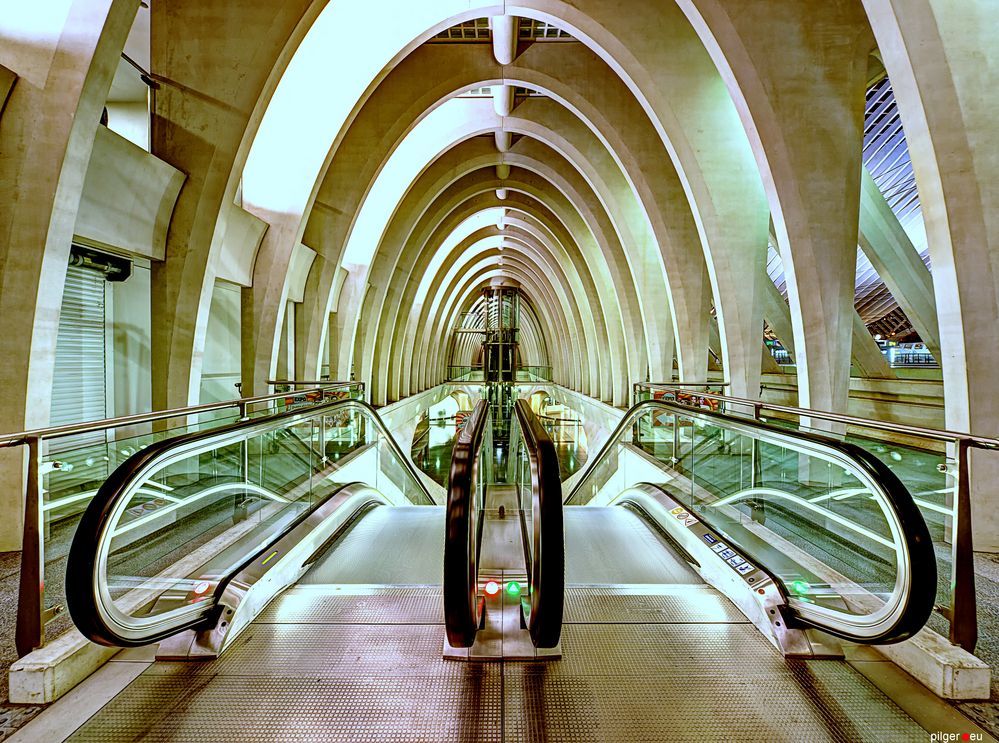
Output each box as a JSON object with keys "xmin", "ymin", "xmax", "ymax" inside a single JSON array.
[
  {"xmin": 87, "ymin": 400, "xmax": 428, "ymax": 637},
  {"xmin": 40, "ymin": 393, "xmax": 337, "ymax": 624},
  {"xmin": 742, "ymin": 413, "xmax": 955, "ymax": 636},
  {"xmin": 570, "ymin": 400, "xmax": 928, "ymax": 639}
]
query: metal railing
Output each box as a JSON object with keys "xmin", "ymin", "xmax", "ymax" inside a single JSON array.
[
  {"xmin": 0, "ymin": 380, "xmax": 362, "ymax": 657},
  {"xmin": 444, "ymin": 366, "xmax": 554, "ymax": 383},
  {"xmin": 635, "ymin": 381, "xmax": 996, "ymax": 652},
  {"xmin": 446, "ymin": 365, "xmax": 484, "ymax": 381}
]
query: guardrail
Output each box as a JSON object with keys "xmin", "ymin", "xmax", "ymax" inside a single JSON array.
[
  {"xmin": 635, "ymin": 381, "xmax": 996, "ymax": 652},
  {"xmin": 0, "ymin": 381, "xmax": 362, "ymax": 657}
]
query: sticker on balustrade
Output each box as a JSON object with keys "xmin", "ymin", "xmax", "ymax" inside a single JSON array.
[{"xmin": 669, "ymin": 506, "xmax": 698, "ymax": 527}]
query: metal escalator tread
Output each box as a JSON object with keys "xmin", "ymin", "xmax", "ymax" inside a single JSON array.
[
  {"xmin": 505, "ymin": 646, "xmax": 924, "ymax": 742},
  {"xmin": 256, "ymin": 587, "xmax": 444, "ymax": 624},
  {"xmin": 564, "ymin": 507, "xmax": 702, "ymax": 585},
  {"xmin": 66, "ymin": 606, "xmax": 925, "ymax": 742},
  {"xmin": 564, "ymin": 587, "xmax": 746, "ymax": 624},
  {"xmin": 66, "ymin": 669, "xmax": 503, "ymax": 743},
  {"xmin": 300, "ymin": 506, "xmax": 445, "ymax": 585}
]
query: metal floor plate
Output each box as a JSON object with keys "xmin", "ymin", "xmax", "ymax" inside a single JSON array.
[
  {"xmin": 565, "ymin": 586, "xmax": 746, "ymax": 624},
  {"xmin": 257, "ymin": 587, "xmax": 444, "ymax": 624},
  {"xmin": 504, "ymin": 660, "xmax": 924, "ymax": 742},
  {"xmin": 63, "ymin": 526, "xmax": 929, "ymax": 742},
  {"xmin": 66, "ymin": 672, "xmax": 503, "ymax": 743},
  {"xmin": 143, "ymin": 624, "xmax": 462, "ymax": 679}
]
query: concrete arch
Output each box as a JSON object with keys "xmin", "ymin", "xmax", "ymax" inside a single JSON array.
[
  {"xmin": 388, "ymin": 192, "xmax": 606, "ymax": 402},
  {"xmin": 292, "ymin": 40, "xmax": 713, "ymax": 400},
  {"xmin": 404, "ymin": 230, "xmax": 587, "ymax": 395},
  {"xmin": 394, "ymin": 225, "xmax": 585, "ymax": 394},
  {"xmin": 860, "ymin": 0, "xmax": 999, "ymax": 549},
  {"xmin": 0, "ymin": 0, "xmax": 139, "ymax": 547},
  {"xmin": 334, "ymin": 129, "xmax": 640, "ymax": 405},
  {"xmin": 371, "ymin": 158, "xmax": 634, "ymax": 405},
  {"xmin": 239, "ymin": 3, "xmax": 773, "ymax": 402},
  {"xmin": 675, "ymin": 0, "xmax": 875, "ymax": 417},
  {"xmin": 425, "ymin": 257, "xmax": 575, "ymax": 387}
]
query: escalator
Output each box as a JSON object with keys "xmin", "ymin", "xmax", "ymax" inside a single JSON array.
[
  {"xmin": 443, "ymin": 398, "xmax": 562, "ymax": 654},
  {"xmin": 562, "ymin": 398, "xmax": 935, "ymax": 650},
  {"xmin": 66, "ymin": 392, "xmax": 561, "ymax": 657},
  {"xmin": 56, "ymin": 393, "xmax": 953, "ymax": 741},
  {"xmin": 66, "ymin": 397, "xmax": 440, "ymax": 652}
]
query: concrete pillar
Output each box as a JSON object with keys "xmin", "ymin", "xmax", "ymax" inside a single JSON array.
[
  {"xmin": 851, "ymin": 310, "xmax": 895, "ymax": 379},
  {"xmin": 678, "ymin": 0, "xmax": 874, "ymax": 422},
  {"xmin": 149, "ymin": 0, "xmax": 314, "ymax": 409},
  {"xmin": 0, "ymin": 0, "xmax": 136, "ymax": 549},
  {"xmin": 495, "ymin": 130, "xmax": 512, "ymax": 153},
  {"xmin": 490, "ymin": 15, "xmax": 518, "ymax": 66},
  {"xmin": 762, "ymin": 278, "xmax": 796, "ymax": 362},
  {"xmin": 859, "ymin": 168, "xmax": 940, "ymax": 361},
  {"xmin": 493, "ymin": 85, "xmax": 514, "ymax": 117},
  {"xmin": 863, "ymin": 0, "xmax": 999, "ymax": 550}
]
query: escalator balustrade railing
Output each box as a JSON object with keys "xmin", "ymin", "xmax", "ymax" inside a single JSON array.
[
  {"xmin": 67, "ymin": 399, "xmax": 431, "ymax": 648},
  {"xmin": 566, "ymin": 399, "xmax": 935, "ymax": 645},
  {"xmin": 442, "ymin": 400, "xmax": 491, "ymax": 648},
  {"xmin": 509, "ymin": 399, "xmax": 564, "ymax": 648}
]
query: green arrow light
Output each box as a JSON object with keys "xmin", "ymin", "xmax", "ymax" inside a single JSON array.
[
  {"xmin": 506, "ymin": 581, "xmax": 521, "ymax": 596},
  {"xmin": 789, "ymin": 580, "xmax": 811, "ymax": 595}
]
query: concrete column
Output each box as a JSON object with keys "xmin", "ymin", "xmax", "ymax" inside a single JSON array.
[
  {"xmin": 863, "ymin": 0, "xmax": 999, "ymax": 550},
  {"xmin": 859, "ymin": 168, "xmax": 940, "ymax": 360},
  {"xmin": 148, "ymin": 0, "xmax": 314, "ymax": 409},
  {"xmin": 678, "ymin": 0, "xmax": 874, "ymax": 421},
  {"xmin": 0, "ymin": 0, "xmax": 136, "ymax": 549},
  {"xmin": 762, "ymin": 278, "xmax": 796, "ymax": 362},
  {"xmin": 490, "ymin": 15, "xmax": 518, "ymax": 66},
  {"xmin": 851, "ymin": 310, "xmax": 895, "ymax": 379},
  {"xmin": 495, "ymin": 130, "xmax": 512, "ymax": 153},
  {"xmin": 493, "ymin": 85, "xmax": 514, "ymax": 117}
]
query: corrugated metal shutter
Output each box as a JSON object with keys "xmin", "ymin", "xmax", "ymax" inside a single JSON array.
[{"xmin": 49, "ymin": 264, "xmax": 108, "ymax": 453}]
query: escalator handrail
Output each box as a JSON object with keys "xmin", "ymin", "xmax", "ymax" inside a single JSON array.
[
  {"xmin": 68, "ymin": 481, "xmax": 379, "ymax": 646},
  {"xmin": 443, "ymin": 399, "xmax": 490, "ymax": 648},
  {"xmin": 67, "ymin": 399, "xmax": 431, "ymax": 646},
  {"xmin": 514, "ymin": 399, "xmax": 564, "ymax": 648},
  {"xmin": 564, "ymin": 398, "xmax": 935, "ymax": 644}
]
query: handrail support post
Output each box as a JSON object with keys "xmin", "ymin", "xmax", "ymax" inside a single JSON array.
[
  {"xmin": 15, "ymin": 436, "xmax": 45, "ymax": 657},
  {"xmin": 950, "ymin": 438, "xmax": 978, "ymax": 652}
]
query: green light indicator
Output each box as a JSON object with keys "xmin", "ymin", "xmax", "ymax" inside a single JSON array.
[
  {"xmin": 506, "ymin": 581, "xmax": 521, "ymax": 596},
  {"xmin": 789, "ymin": 580, "xmax": 811, "ymax": 595}
]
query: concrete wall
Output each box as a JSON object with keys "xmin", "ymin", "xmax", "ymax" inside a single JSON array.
[
  {"xmin": 200, "ymin": 281, "xmax": 242, "ymax": 403},
  {"xmin": 111, "ymin": 263, "xmax": 151, "ymax": 417},
  {"xmin": 74, "ymin": 125, "xmax": 184, "ymax": 261}
]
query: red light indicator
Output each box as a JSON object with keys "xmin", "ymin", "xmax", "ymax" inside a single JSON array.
[
  {"xmin": 484, "ymin": 580, "xmax": 500, "ymax": 596},
  {"xmin": 193, "ymin": 581, "xmax": 211, "ymax": 595}
]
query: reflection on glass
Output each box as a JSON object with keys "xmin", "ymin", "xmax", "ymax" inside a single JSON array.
[
  {"xmin": 573, "ymin": 400, "xmax": 927, "ymax": 639},
  {"xmin": 85, "ymin": 400, "xmax": 426, "ymax": 637}
]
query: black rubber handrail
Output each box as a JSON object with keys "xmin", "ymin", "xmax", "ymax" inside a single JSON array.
[
  {"xmin": 565, "ymin": 398, "xmax": 935, "ymax": 644},
  {"xmin": 443, "ymin": 399, "xmax": 490, "ymax": 648},
  {"xmin": 67, "ymin": 399, "xmax": 429, "ymax": 646},
  {"xmin": 514, "ymin": 399, "xmax": 564, "ymax": 648}
]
